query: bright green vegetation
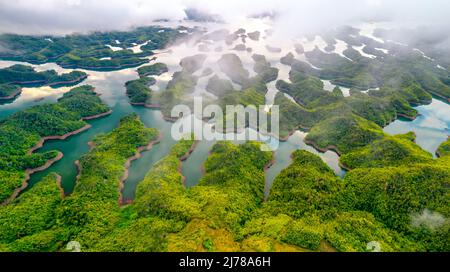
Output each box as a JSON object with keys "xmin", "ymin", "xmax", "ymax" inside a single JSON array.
[
  {"xmin": 241, "ymin": 149, "xmax": 449, "ymax": 252},
  {"xmin": 137, "ymin": 63, "xmax": 168, "ymax": 77},
  {"xmin": 0, "ymin": 64, "xmax": 87, "ymax": 98},
  {"xmin": 0, "ymin": 27, "xmax": 187, "ymax": 70},
  {"xmin": 0, "ymin": 136, "xmax": 448, "ymax": 252},
  {"xmin": 343, "ymin": 164, "xmax": 449, "ymax": 232},
  {"xmin": 0, "ymin": 173, "xmax": 64, "ymax": 252},
  {"xmin": 340, "ymin": 132, "xmax": 433, "ymax": 169},
  {"xmin": 437, "ymin": 137, "xmax": 450, "ymax": 157},
  {"xmin": 304, "ymin": 114, "xmax": 385, "ymax": 154},
  {"xmin": 0, "ymin": 114, "xmax": 159, "ymax": 251},
  {"xmin": 215, "ymin": 86, "xmax": 267, "ymax": 132},
  {"xmin": 0, "ymin": 85, "xmax": 109, "ymax": 203},
  {"xmin": 265, "ymin": 151, "xmax": 343, "ymax": 218},
  {"xmin": 125, "ymin": 77, "xmax": 155, "ymax": 104},
  {"xmin": 241, "ymin": 150, "xmax": 413, "ymax": 252},
  {"xmin": 56, "ymin": 114, "xmax": 159, "ymax": 249},
  {"xmin": 0, "ymin": 25, "xmax": 449, "ymax": 253}
]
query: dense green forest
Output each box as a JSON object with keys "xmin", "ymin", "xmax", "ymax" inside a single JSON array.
[
  {"xmin": 0, "ymin": 85, "xmax": 109, "ymax": 203},
  {"xmin": 125, "ymin": 77, "xmax": 155, "ymax": 104},
  {"xmin": 137, "ymin": 63, "xmax": 168, "ymax": 77},
  {"xmin": 0, "ymin": 114, "xmax": 159, "ymax": 251},
  {"xmin": 0, "ymin": 135, "xmax": 447, "ymax": 252},
  {"xmin": 0, "ymin": 27, "xmax": 188, "ymax": 71},
  {"xmin": 0, "ymin": 22, "xmax": 449, "ymax": 252}
]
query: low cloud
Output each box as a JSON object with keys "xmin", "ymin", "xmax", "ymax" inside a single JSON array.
[
  {"xmin": 411, "ymin": 209, "xmax": 447, "ymax": 231},
  {"xmin": 0, "ymin": 0, "xmax": 449, "ymax": 35}
]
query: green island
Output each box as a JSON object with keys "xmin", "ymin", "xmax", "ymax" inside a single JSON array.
[
  {"xmin": 125, "ymin": 77, "xmax": 156, "ymax": 105},
  {"xmin": 0, "ymin": 17, "xmax": 449, "ymax": 253},
  {"xmin": 0, "ymin": 85, "xmax": 110, "ymax": 204},
  {"xmin": 0, "ymin": 136, "xmax": 447, "ymax": 252},
  {"xmin": 0, "ymin": 27, "xmax": 188, "ymax": 71},
  {"xmin": 137, "ymin": 63, "xmax": 169, "ymax": 77},
  {"xmin": 0, "ymin": 64, "xmax": 87, "ymax": 99},
  {"xmin": 126, "ymin": 63, "xmax": 170, "ymax": 104}
]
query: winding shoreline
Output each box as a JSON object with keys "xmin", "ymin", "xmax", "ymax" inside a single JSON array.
[
  {"xmin": 0, "ymin": 74, "xmax": 88, "ymax": 100},
  {"xmin": 178, "ymin": 141, "xmax": 200, "ymax": 187},
  {"xmin": 2, "ymin": 109, "xmax": 113, "ymax": 205},
  {"xmin": 60, "ymin": 60, "xmax": 149, "ymax": 71},
  {"xmin": 27, "ymin": 110, "xmax": 112, "ymax": 155},
  {"xmin": 1, "ymin": 152, "xmax": 64, "ymax": 205},
  {"xmin": 263, "ymin": 154, "xmax": 276, "ymax": 201},
  {"xmin": 303, "ymin": 139, "xmax": 342, "ymax": 156},
  {"xmin": 0, "ymin": 87, "xmax": 21, "ymax": 100},
  {"xmin": 2, "ymin": 74, "xmax": 88, "ymax": 88},
  {"xmin": 119, "ymin": 133, "xmax": 163, "ymax": 206}
]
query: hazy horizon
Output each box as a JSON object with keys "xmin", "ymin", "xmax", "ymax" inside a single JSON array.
[{"xmin": 0, "ymin": 0, "xmax": 449, "ymax": 35}]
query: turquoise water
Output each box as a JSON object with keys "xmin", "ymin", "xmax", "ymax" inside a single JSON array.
[
  {"xmin": 0, "ymin": 59, "xmax": 398, "ymax": 201},
  {"xmin": 384, "ymin": 98, "xmax": 450, "ymax": 157}
]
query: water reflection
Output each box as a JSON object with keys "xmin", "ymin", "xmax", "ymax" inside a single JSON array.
[{"xmin": 384, "ymin": 98, "xmax": 450, "ymax": 157}]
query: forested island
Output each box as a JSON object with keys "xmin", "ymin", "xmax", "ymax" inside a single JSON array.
[
  {"xmin": 0, "ymin": 27, "xmax": 188, "ymax": 71},
  {"xmin": 0, "ymin": 133, "xmax": 447, "ymax": 251},
  {"xmin": 0, "ymin": 85, "xmax": 110, "ymax": 204},
  {"xmin": 0, "ymin": 21, "xmax": 448, "ymax": 253},
  {"xmin": 0, "ymin": 64, "xmax": 87, "ymax": 99}
]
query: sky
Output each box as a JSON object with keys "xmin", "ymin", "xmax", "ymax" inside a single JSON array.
[{"xmin": 0, "ymin": 0, "xmax": 449, "ymax": 35}]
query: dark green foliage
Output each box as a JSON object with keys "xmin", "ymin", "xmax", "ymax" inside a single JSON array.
[
  {"xmin": 125, "ymin": 77, "xmax": 155, "ymax": 104},
  {"xmin": 277, "ymin": 70, "xmax": 342, "ymax": 107},
  {"xmin": 0, "ymin": 27, "xmax": 185, "ymax": 71},
  {"xmin": 0, "ymin": 64, "xmax": 87, "ymax": 98},
  {"xmin": 137, "ymin": 63, "xmax": 168, "ymax": 77},
  {"xmin": 0, "ymin": 64, "xmax": 86, "ymax": 86},
  {"xmin": 0, "ymin": 25, "xmax": 449, "ymax": 253},
  {"xmin": 0, "ymin": 84, "xmax": 20, "ymax": 98}
]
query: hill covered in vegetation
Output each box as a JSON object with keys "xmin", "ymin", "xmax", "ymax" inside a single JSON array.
[
  {"xmin": 0, "ymin": 85, "xmax": 110, "ymax": 204},
  {"xmin": 0, "ymin": 64, "xmax": 87, "ymax": 99},
  {"xmin": 0, "ymin": 27, "xmax": 188, "ymax": 71}
]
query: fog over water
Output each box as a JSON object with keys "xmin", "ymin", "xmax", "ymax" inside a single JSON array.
[{"xmin": 0, "ymin": 0, "xmax": 449, "ymax": 35}]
